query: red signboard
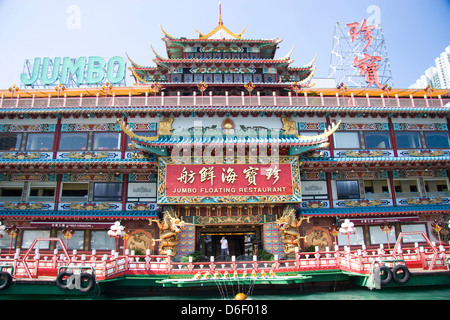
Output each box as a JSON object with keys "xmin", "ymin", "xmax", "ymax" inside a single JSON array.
[{"xmin": 165, "ymin": 163, "xmax": 293, "ymax": 198}]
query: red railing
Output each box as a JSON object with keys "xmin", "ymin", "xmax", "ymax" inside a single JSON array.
[{"xmin": 1, "ymin": 234, "xmax": 448, "ymax": 281}]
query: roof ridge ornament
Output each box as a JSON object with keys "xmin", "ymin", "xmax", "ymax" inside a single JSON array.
[
  {"xmin": 194, "ymin": 2, "xmax": 246, "ymax": 39},
  {"xmin": 218, "ymin": 1, "xmax": 223, "ymax": 26}
]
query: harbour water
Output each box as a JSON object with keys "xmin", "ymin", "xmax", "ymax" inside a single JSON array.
[{"xmin": 1, "ymin": 286, "xmax": 449, "ymax": 300}]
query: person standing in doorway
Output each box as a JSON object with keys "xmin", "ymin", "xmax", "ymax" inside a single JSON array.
[{"xmin": 220, "ymin": 236, "xmax": 228, "ymax": 260}]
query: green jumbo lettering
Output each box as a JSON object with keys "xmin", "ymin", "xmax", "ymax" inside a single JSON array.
[{"xmin": 20, "ymin": 56, "xmax": 126, "ymax": 87}]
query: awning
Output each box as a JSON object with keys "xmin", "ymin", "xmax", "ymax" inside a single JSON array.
[
  {"xmin": 0, "ymin": 210, "xmax": 158, "ymax": 221},
  {"xmin": 300, "ymin": 204, "xmax": 450, "ymax": 217}
]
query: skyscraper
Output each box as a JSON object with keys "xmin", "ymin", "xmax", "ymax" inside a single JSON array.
[{"xmin": 410, "ymin": 45, "xmax": 450, "ymax": 89}]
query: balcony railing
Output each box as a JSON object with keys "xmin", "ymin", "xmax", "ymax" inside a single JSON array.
[{"xmin": 1, "ymin": 92, "xmax": 448, "ymax": 111}]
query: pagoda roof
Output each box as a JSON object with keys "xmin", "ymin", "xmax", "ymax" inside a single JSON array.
[
  {"xmin": 160, "ymin": 2, "xmax": 260, "ymax": 42},
  {"xmin": 152, "ymin": 56, "xmax": 295, "ymax": 67},
  {"xmin": 117, "ymin": 118, "xmax": 340, "ymax": 156},
  {"xmin": 162, "ymin": 34, "xmax": 281, "ymax": 44}
]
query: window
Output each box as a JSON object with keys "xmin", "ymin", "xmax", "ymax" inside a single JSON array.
[
  {"xmin": 57, "ymin": 229, "xmax": 85, "ymax": 250},
  {"xmin": 301, "ymin": 181, "xmax": 328, "ymax": 200},
  {"xmin": 400, "ymin": 224, "xmax": 427, "ymax": 243},
  {"xmin": 0, "ymin": 185, "xmax": 23, "ymax": 201},
  {"xmin": 369, "ymin": 225, "xmax": 396, "ymax": 245},
  {"xmin": 91, "ymin": 230, "xmax": 115, "ymax": 250},
  {"xmin": 394, "ymin": 179, "xmax": 419, "ymax": 194},
  {"xmin": 127, "ymin": 182, "xmax": 157, "ymax": 202},
  {"xmin": 364, "ymin": 180, "xmax": 390, "ymax": 199},
  {"xmin": 92, "ymin": 132, "xmax": 121, "ymax": 150},
  {"xmin": 424, "ymin": 179, "xmax": 449, "ymax": 195},
  {"xmin": 93, "ymin": 183, "xmax": 122, "ymax": 202},
  {"xmin": 59, "ymin": 132, "xmax": 88, "ymax": 151},
  {"xmin": 25, "ymin": 133, "xmax": 54, "ymax": 151},
  {"xmin": 28, "ymin": 183, "xmax": 56, "ymax": 202},
  {"xmin": 337, "ymin": 226, "xmax": 364, "ymax": 246},
  {"xmin": 60, "ymin": 183, "xmax": 89, "ymax": 201},
  {"xmin": 424, "ymin": 132, "xmax": 450, "ymax": 148},
  {"xmin": 364, "ymin": 132, "xmax": 391, "ymax": 149},
  {"xmin": 336, "ymin": 180, "xmax": 360, "ymax": 199},
  {"xmin": 395, "ymin": 132, "xmax": 421, "ymax": 149},
  {"xmin": 334, "ymin": 132, "xmax": 360, "ymax": 149},
  {"xmin": 22, "ymin": 230, "xmax": 51, "ymax": 249},
  {"xmin": 0, "ymin": 133, "xmax": 22, "ymax": 151},
  {"xmin": 0, "ymin": 235, "xmax": 10, "ymax": 248}
]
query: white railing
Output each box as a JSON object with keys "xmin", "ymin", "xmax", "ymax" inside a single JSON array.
[{"xmin": 1, "ymin": 92, "xmax": 448, "ymax": 111}]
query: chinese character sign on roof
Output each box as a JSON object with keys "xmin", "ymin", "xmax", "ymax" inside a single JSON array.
[
  {"xmin": 328, "ymin": 19, "xmax": 394, "ymax": 89},
  {"xmin": 346, "ymin": 19, "xmax": 382, "ymax": 89}
]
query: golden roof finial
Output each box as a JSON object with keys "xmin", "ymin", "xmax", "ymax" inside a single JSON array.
[{"xmin": 218, "ymin": 2, "xmax": 223, "ymax": 25}]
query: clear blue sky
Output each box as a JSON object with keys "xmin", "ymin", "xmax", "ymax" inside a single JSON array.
[{"xmin": 0, "ymin": 0, "xmax": 448, "ymax": 89}]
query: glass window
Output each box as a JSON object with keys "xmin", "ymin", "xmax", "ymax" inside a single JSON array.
[
  {"xmin": 127, "ymin": 182, "xmax": 157, "ymax": 202},
  {"xmin": 25, "ymin": 133, "xmax": 54, "ymax": 151},
  {"xmin": 92, "ymin": 132, "xmax": 121, "ymax": 150},
  {"xmin": 0, "ymin": 133, "xmax": 22, "ymax": 151},
  {"xmin": 57, "ymin": 229, "xmax": 85, "ymax": 250},
  {"xmin": 22, "ymin": 230, "xmax": 51, "ymax": 249},
  {"xmin": 60, "ymin": 183, "xmax": 89, "ymax": 201},
  {"xmin": 91, "ymin": 230, "xmax": 115, "ymax": 250},
  {"xmin": 93, "ymin": 183, "xmax": 122, "ymax": 202},
  {"xmin": 400, "ymin": 224, "xmax": 427, "ymax": 243},
  {"xmin": 336, "ymin": 180, "xmax": 360, "ymax": 199},
  {"xmin": 0, "ymin": 235, "xmax": 10, "ymax": 248},
  {"xmin": 59, "ymin": 132, "xmax": 88, "ymax": 151},
  {"xmin": 424, "ymin": 132, "xmax": 450, "ymax": 148},
  {"xmin": 395, "ymin": 132, "xmax": 421, "ymax": 149},
  {"xmin": 334, "ymin": 132, "xmax": 360, "ymax": 149},
  {"xmin": 337, "ymin": 226, "xmax": 364, "ymax": 246},
  {"xmin": 369, "ymin": 225, "xmax": 396, "ymax": 245},
  {"xmin": 364, "ymin": 132, "xmax": 391, "ymax": 149}
]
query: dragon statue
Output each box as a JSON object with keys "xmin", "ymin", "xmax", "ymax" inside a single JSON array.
[
  {"xmin": 276, "ymin": 207, "xmax": 310, "ymax": 255},
  {"xmin": 149, "ymin": 208, "xmax": 186, "ymax": 256}
]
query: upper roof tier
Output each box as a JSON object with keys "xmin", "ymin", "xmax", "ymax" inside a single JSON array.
[{"xmin": 128, "ymin": 3, "xmax": 316, "ymax": 87}]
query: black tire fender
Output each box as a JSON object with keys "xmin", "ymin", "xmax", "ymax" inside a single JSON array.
[
  {"xmin": 379, "ymin": 265, "xmax": 393, "ymax": 285},
  {"xmin": 0, "ymin": 271, "xmax": 12, "ymax": 290},
  {"xmin": 56, "ymin": 271, "xmax": 73, "ymax": 290},
  {"xmin": 78, "ymin": 273, "xmax": 95, "ymax": 293},
  {"xmin": 392, "ymin": 264, "xmax": 410, "ymax": 284}
]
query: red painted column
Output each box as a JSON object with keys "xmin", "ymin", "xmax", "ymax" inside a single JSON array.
[
  {"xmin": 54, "ymin": 174, "xmax": 62, "ymax": 211},
  {"xmin": 388, "ymin": 171, "xmax": 397, "ymax": 206},
  {"xmin": 52, "ymin": 117, "xmax": 62, "ymax": 159},
  {"xmin": 326, "ymin": 116, "xmax": 335, "ymax": 157},
  {"xmin": 326, "ymin": 172, "xmax": 333, "ymax": 208},
  {"xmin": 122, "ymin": 174, "xmax": 128, "ymax": 211},
  {"xmin": 388, "ymin": 117, "xmax": 397, "ymax": 157}
]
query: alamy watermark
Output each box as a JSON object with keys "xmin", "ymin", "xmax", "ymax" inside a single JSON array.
[{"xmin": 66, "ymin": 5, "xmax": 81, "ymax": 30}]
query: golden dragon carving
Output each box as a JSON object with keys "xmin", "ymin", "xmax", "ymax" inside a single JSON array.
[
  {"xmin": 148, "ymin": 209, "xmax": 186, "ymax": 256},
  {"xmin": 276, "ymin": 207, "xmax": 310, "ymax": 255}
]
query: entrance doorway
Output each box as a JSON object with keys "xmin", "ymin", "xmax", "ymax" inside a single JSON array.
[{"xmin": 197, "ymin": 226, "xmax": 261, "ymax": 261}]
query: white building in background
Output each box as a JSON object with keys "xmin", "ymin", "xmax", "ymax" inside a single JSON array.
[{"xmin": 410, "ymin": 45, "xmax": 450, "ymax": 89}]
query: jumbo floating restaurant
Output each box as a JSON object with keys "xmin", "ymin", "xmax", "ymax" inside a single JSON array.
[{"xmin": 0, "ymin": 4, "xmax": 449, "ymax": 295}]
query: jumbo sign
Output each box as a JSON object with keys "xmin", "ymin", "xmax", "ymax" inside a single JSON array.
[{"xmin": 20, "ymin": 56, "xmax": 126, "ymax": 88}]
